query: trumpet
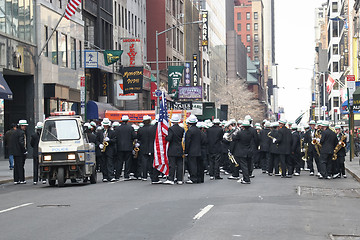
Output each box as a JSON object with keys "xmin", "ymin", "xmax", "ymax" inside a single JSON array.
[
  {"xmin": 228, "ymin": 149, "xmax": 239, "ymax": 167},
  {"xmin": 267, "ymin": 131, "xmax": 278, "ymax": 146},
  {"xmin": 332, "ymin": 134, "xmax": 346, "ymax": 161}
]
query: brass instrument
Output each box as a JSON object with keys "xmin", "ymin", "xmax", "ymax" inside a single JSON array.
[
  {"xmin": 267, "ymin": 131, "xmax": 278, "ymax": 146},
  {"xmin": 311, "ymin": 130, "xmax": 321, "ymax": 156},
  {"xmin": 301, "ymin": 138, "xmax": 309, "ymax": 161},
  {"xmin": 101, "ymin": 129, "xmax": 109, "ymax": 153},
  {"xmin": 228, "ymin": 149, "xmax": 239, "ymax": 167},
  {"xmin": 133, "ymin": 140, "xmax": 140, "ymax": 159},
  {"xmin": 332, "ymin": 134, "xmax": 346, "ymax": 161}
]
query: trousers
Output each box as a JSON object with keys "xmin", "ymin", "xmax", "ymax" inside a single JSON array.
[
  {"xmin": 14, "ymin": 156, "xmax": 25, "ymax": 182},
  {"xmin": 208, "ymin": 153, "xmax": 221, "ymax": 177}
]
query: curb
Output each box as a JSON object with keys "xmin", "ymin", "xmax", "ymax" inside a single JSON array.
[
  {"xmin": 345, "ymin": 167, "xmax": 360, "ymax": 183},
  {"xmin": 0, "ymin": 176, "xmax": 33, "ymax": 185}
]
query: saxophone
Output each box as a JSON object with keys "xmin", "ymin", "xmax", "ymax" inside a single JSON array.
[
  {"xmin": 332, "ymin": 134, "xmax": 346, "ymax": 161},
  {"xmin": 311, "ymin": 130, "xmax": 321, "ymax": 156},
  {"xmin": 133, "ymin": 139, "xmax": 140, "ymax": 159},
  {"xmin": 101, "ymin": 129, "xmax": 109, "ymax": 153},
  {"xmin": 301, "ymin": 138, "xmax": 309, "ymax": 161}
]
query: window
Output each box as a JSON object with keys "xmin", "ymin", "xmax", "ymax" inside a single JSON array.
[
  {"xmin": 247, "ymin": 46, "xmax": 251, "ymax": 53},
  {"xmin": 114, "ymin": 1, "xmax": 117, "ymax": 25},
  {"xmin": 246, "ymin": 34, "xmax": 250, "ymax": 42},
  {"xmin": 125, "ymin": 8, "xmax": 127, "ymax": 29},
  {"xmin": 122, "ymin": 6, "xmax": 124, "ymax": 28},
  {"xmin": 246, "ymin": 12, "xmax": 250, "ymax": 20},
  {"xmin": 78, "ymin": 40, "xmax": 82, "ymax": 68},
  {"xmin": 207, "ymin": 60, "xmax": 210, "ymax": 78},
  {"xmin": 118, "ymin": 4, "xmax": 121, "ymax": 26},
  {"xmin": 237, "ymin": 12, "xmax": 241, "ymax": 20},
  {"xmin": 237, "ymin": 23, "xmax": 241, "ymax": 31},
  {"xmin": 332, "ymin": 21, "xmax": 338, "ymax": 37},
  {"xmin": 58, "ymin": 0, "xmax": 62, "ymax": 9},
  {"xmin": 254, "ymin": 12, "xmax": 258, "ymax": 19},
  {"xmin": 333, "ymin": 62, "xmax": 339, "ymax": 72},
  {"xmin": 254, "ymin": 34, "xmax": 258, "ymax": 42},
  {"xmin": 173, "ymin": 25, "xmax": 176, "ymax": 49},
  {"xmin": 59, "ymin": 33, "xmax": 68, "ymax": 67},
  {"xmin": 44, "ymin": 26, "xmax": 49, "ymax": 57},
  {"xmin": 254, "ymin": 23, "xmax": 258, "ymax": 31},
  {"xmin": 246, "ymin": 23, "xmax": 250, "ymax": 31},
  {"xmin": 70, "ymin": 38, "xmax": 76, "ymax": 70},
  {"xmin": 254, "ymin": 56, "xmax": 259, "ymax": 61},
  {"xmin": 42, "ymin": 120, "xmax": 80, "ymax": 141},
  {"xmin": 332, "ymin": 2, "xmax": 338, "ymax": 13},
  {"xmin": 51, "ymin": 30, "xmax": 58, "ymax": 65},
  {"xmin": 254, "ymin": 45, "xmax": 259, "ymax": 53},
  {"xmin": 203, "ymin": 59, "xmax": 206, "ymax": 77},
  {"xmin": 333, "ymin": 44, "xmax": 338, "ymax": 55}
]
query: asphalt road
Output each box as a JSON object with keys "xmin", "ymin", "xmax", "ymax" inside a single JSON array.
[{"xmin": 1, "ymin": 169, "xmax": 360, "ymax": 240}]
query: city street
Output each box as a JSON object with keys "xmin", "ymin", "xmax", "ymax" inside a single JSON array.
[{"xmin": 1, "ymin": 168, "xmax": 360, "ymax": 240}]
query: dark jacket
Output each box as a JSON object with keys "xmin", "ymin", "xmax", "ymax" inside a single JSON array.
[
  {"xmin": 4, "ymin": 128, "xmax": 16, "ymax": 154},
  {"xmin": 30, "ymin": 130, "xmax": 41, "ymax": 157},
  {"xmin": 276, "ymin": 126, "xmax": 292, "ymax": 155},
  {"xmin": 291, "ymin": 131, "xmax": 301, "ymax": 155},
  {"xmin": 259, "ymin": 128, "xmax": 271, "ymax": 152},
  {"xmin": 137, "ymin": 124, "xmax": 157, "ymax": 155},
  {"xmin": 10, "ymin": 128, "xmax": 27, "ymax": 157},
  {"xmin": 231, "ymin": 127, "xmax": 253, "ymax": 158},
  {"xmin": 320, "ymin": 128, "xmax": 338, "ymax": 154},
  {"xmin": 185, "ymin": 125, "xmax": 202, "ymax": 157},
  {"xmin": 336, "ymin": 133, "xmax": 347, "ymax": 157},
  {"xmin": 269, "ymin": 129, "xmax": 280, "ymax": 154},
  {"xmin": 165, "ymin": 124, "xmax": 184, "ymax": 157},
  {"xmin": 85, "ymin": 131, "xmax": 96, "ymax": 144},
  {"xmin": 95, "ymin": 128, "xmax": 116, "ymax": 156},
  {"xmin": 206, "ymin": 125, "xmax": 223, "ymax": 154},
  {"xmin": 115, "ymin": 123, "xmax": 136, "ymax": 152},
  {"xmin": 304, "ymin": 129, "xmax": 317, "ymax": 154},
  {"xmin": 249, "ymin": 126, "xmax": 259, "ymax": 152}
]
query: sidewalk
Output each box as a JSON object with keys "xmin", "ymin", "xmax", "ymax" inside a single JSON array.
[
  {"xmin": 344, "ymin": 155, "xmax": 360, "ymax": 182},
  {"xmin": 0, "ymin": 159, "xmax": 33, "ymax": 184}
]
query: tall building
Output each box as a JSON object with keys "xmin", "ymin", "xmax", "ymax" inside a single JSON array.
[{"xmin": 0, "ymin": 0, "xmax": 36, "ymax": 158}]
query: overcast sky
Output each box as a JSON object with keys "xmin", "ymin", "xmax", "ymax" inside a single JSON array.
[{"xmin": 275, "ymin": 0, "xmax": 326, "ymax": 122}]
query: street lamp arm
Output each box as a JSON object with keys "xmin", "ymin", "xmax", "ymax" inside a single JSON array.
[{"xmin": 157, "ymin": 20, "xmax": 202, "ymax": 36}]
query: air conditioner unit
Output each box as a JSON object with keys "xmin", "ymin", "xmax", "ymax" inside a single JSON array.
[{"xmin": 84, "ymin": 41, "xmax": 90, "ymax": 49}]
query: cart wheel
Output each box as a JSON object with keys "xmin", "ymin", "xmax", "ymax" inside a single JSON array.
[
  {"xmin": 49, "ymin": 179, "xmax": 56, "ymax": 186},
  {"xmin": 57, "ymin": 167, "xmax": 65, "ymax": 187},
  {"xmin": 90, "ymin": 168, "xmax": 97, "ymax": 184}
]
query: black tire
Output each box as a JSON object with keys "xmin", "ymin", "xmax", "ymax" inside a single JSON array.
[
  {"xmin": 49, "ymin": 179, "xmax": 56, "ymax": 186},
  {"xmin": 90, "ymin": 168, "xmax": 97, "ymax": 184},
  {"xmin": 57, "ymin": 167, "xmax": 65, "ymax": 187}
]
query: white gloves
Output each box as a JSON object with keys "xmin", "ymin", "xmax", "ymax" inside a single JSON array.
[
  {"xmin": 272, "ymin": 138, "xmax": 277, "ymax": 144},
  {"xmin": 316, "ymin": 138, "xmax": 320, "ymax": 143},
  {"xmin": 24, "ymin": 151, "xmax": 28, "ymax": 155},
  {"xmin": 99, "ymin": 144, "xmax": 104, "ymax": 150},
  {"xmin": 135, "ymin": 143, "xmax": 140, "ymax": 148},
  {"xmin": 104, "ymin": 137, "xmax": 110, "ymax": 142}
]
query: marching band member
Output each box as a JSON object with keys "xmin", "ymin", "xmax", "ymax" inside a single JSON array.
[
  {"xmin": 304, "ymin": 120, "xmax": 319, "ymax": 176},
  {"xmin": 318, "ymin": 121, "xmax": 338, "ymax": 179},
  {"xmin": 332, "ymin": 125, "xmax": 347, "ymax": 178},
  {"xmin": 206, "ymin": 119, "xmax": 224, "ymax": 180},
  {"xmin": 268, "ymin": 122, "xmax": 280, "ymax": 176},
  {"xmin": 277, "ymin": 119, "xmax": 292, "ymax": 178},
  {"xmin": 258, "ymin": 121, "xmax": 271, "ymax": 173},
  {"xmin": 289, "ymin": 124, "xmax": 301, "ymax": 176}
]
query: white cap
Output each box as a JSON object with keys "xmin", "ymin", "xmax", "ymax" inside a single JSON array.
[
  {"xmin": 101, "ymin": 118, "xmax": 111, "ymax": 126},
  {"xmin": 121, "ymin": 115, "xmax": 130, "ymax": 121},
  {"xmin": 264, "ymin": 121, "xmax": 271, "ymax": 128},
  {"xmin": 139, "ymin": 123, "xmax": 144, "ymax": 128},
  {"xmin": 90, "ymin": 121, "xmax": 97, "ymax": 127},
  {"xmin": 271, "ymin": 122, "xmax": 279, "ymax": 127},
  {"xmin": 188, "ymin": 115, "xmax": 198, "ymax": 124},
  {"xmin": 84, "ymin": 122, "xmax": 91, "ymax": 128},
  {"xmin": 244, "ymin": 115, "xmax": 252, "ymax": 121},
  {"xmin": 297, "ymin": 126, "xmax": 302, "ymax": 132},
  {"xmin": 133, "ymin": 125, "xmax": 139, "ymax": 131},
  {"xmin": 143, "ymin": 115, "xmax": 151, "ymax": 121},
  {"xmin": 112, "ymin": 121, "xmax": 120, "ymax": 127},
  {"xmin": 213, "ymin": 119, "xmax": 221, "ymax": 124},
  {"xmin": 151, "ymin": 120, "xmax": 157, "ymax": 125},
  {"xmin": 279, "ymin": 119, "xmax": 287, "ymax": 124},
  {"xmin": 18, "ymin": 120, "xmax": 28, "ymax": 126},
  {"xmin": 225, "ymin": 121, "xmax": 231, "ymax": 128},
  {"xmin": 256, "ymin": 126, "xmax": 262, "ymax": 130},
  {"xmin": 179, "ymin": 123, "xmax": 184, "ymax": 128},
  {"xmin": 171, "ymin": 114, "xmax": 181, "ymax": 123},
  {"xmin": 242, "ymin": 120, "xmax": 251, "ymax": 127},
  {"xmin": 291, "ymin": 123, "xmax": 298, "ymax": 129},
  {"xmin": 36, "ymin": 122, "xmax": 43, "ymax": 129}
]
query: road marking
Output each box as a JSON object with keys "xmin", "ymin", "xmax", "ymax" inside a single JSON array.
[
  {"xmin": 0, "ymin": 203, "xmax": 33, "ymax": 214},
  {"xmin": 193, "ymin": 204, "xmax": 214, "ymax": 220}
]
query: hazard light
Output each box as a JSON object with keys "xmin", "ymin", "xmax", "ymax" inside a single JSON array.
[{"xmin": 50, "ymin": 111, "xmax": 76, "ymax": 116}]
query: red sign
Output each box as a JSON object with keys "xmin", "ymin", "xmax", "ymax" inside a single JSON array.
[
  {"xmin": 347, "ymin": 75, "xmax": 355, "ymax": 81},
  {"xmin": 151, "ymin": 82, "xmax": 157, "ymax": 101},
  {"xmin": 80, "ymin": 76, "xmax": 85, "ymax": 87}
]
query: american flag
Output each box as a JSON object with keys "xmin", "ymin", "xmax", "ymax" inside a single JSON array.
[
  {"xmin": 154, "ymin": 92, "xmax": 169, "ymax": 175},
  {"xmin": 64, "ymin": 0, "xmax": 82, "ymax": 20}
]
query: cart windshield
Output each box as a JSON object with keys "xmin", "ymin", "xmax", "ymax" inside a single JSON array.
[{"xmin": 41, "ymin": 119, "xmax": 80, "ymax": 141}]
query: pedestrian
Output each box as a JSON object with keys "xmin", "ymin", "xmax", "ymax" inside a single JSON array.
[
  {"xmin": 114, "ymin": 115, "xmax": 136, "ymax": 181},
  {"xmin": 231, "ymin": 120, "xmax": 254, "ymax": 184},
  {"xmin": 30, "ymin": 122, "xmax": 45, "ymax": 185},
  {"xmin": 164, "ymin": 114, "xmax": 185, "ymax": 185},
  {"xmin": 185, "ymin": 115, "xmax": 203, "ymax": 184},
  {"xmin": 96, "ymin": 118, "xmax": 116, "ymax": 182},
  {"xmin": 11, "ymin": 120, "xmax": 29, "ymax": 184},
  {"xmin": 206, "ymin": 119, "xmax": 223, "ymax": 180},
  {"xmin": 4, "ymin": 123, "xmax": 17, "ymax": 170},
  {"xmin": 318, "ymin": 121, "xmax": 338, "ymax": 179}
]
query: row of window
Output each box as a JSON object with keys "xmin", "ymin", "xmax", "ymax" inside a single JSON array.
[
  {"xmin": 236, "ymin": 12, "xmax": 258, "ymax": 20},
  {"xmin": 246, "ymin": 45, "xmax": 259, "ymax": 54},
  {"xmin": 237, "ymin": 23, "xmax": 258, "ymax": 32},
  {"xmin": 203, "ymin": 59, "xmax": 210, "ymax": 78},
  {"xmin": 245, "ymin": 34, "xmax": 259, "ymax": 42},
  {"xmin": 114, "ymin": 1, "xmax": 146, "ymax": 38},
  {"xmin": 166, "ymin": 0, "xmax": 184, "ymax": 19},
  {"xmin": 165, "ymin": 24, "xmax": 184, "ymax": 54},
  {"xmin": 44, "ymin": 26, "xmax": 83, "ymax": 70}
]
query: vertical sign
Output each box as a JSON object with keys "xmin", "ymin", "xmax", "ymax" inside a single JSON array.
[
  {"xmin": 121, "ymin": 38, "xmax": 143, "ymax": 67},
  {"xmin": 347, "ymin": 75, "xmax": 356, "ymax": 102},
  {"xmin": 184, "ymin": 62, "xmax": 191, "ymax": 86},
  {"xmin": 101, "ymin": 73, "xmax": 107, "ymax": 96},
  {"xmin": 80, "ymin": 76, "xmax": 85, "ymax": 115},
  {"xmin": 202, "ymin": 10, "xmax": 208, "ymax": 49},
  {"xmin": 193, "ymin": 54, "xmax": 198, "ymax": 86}
]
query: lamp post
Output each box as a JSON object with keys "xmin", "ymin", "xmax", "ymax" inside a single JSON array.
[{"xmin": 155, "ymin": 20, "xmax": 202, "ymax": 113}]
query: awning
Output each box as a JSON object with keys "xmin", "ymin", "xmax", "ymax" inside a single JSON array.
[
  {"xmin": 0, "ymin": 73, "xmax": 13, "ymax": 100},
  {"xmin": 86, "ymin": 100, "xmax": 119, "ymax": 120}
]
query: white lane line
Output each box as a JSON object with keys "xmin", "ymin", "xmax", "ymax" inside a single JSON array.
[
  {"xmin": 0, "ymin": 203, "xmax": 33, "ymax": 214},
  {"xmin": 193, "ymin": 204, "xmax": 214, "ymax": 220}
]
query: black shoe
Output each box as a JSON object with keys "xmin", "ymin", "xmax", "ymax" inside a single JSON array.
[
  {"xmin": 249, "ymin": 175, "xmax": 255, "ymax": 178},
  {"xmin": 286, "ymin": 175, "xmax": 292, "ymax": 178},
  {"xmin": 215, "ymin": 176, "xmax": 223, "ymax": 180}
]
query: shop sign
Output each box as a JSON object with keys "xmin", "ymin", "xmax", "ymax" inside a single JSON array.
[
  {"xmin": 178, "ymin": 86, "xmax": 202, "ymax": 99},
  {"xmin": 116, "ymin": 79, "xmax": 138, "ymax": 100},
  {"xmin": 122, "ymin": 67, "xmax": 143, "ymax": 94},
  {"xmin": 202, "ymin": 10, "xmax": 208, "ymax": 47},
  {"xmin": 121, "ymin": 38, "xmax": 143, "ymax": 67},
  {"xmin": 84, "ymin": 51, "xmax": 98, "ymax": 68},
  {"xmin": 80, "ymin": 76, "xmax": 85, "ymax": 114},
  {"xmin": 193, "ymin": 54, "xmax": 198, "ymax": 86},
  {"xmin": 191, "ymin": 102, "xmax": 203, "ymax": 115},
  {"xmin": 184, "ymin": 63, "xmax": 191, "ymax": 86},
  {"xmin": 169, "ymin": 101, "xmax": 192, "ymax": 110}
]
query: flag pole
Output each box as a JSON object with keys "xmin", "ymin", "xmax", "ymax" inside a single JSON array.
[
  {"xmin": 182, "ymin": 110, "xmax": 188, "ymax": 183},
  {"xmin": 38, "ymin": 12, "xmax": 66, "ymax": 60}
]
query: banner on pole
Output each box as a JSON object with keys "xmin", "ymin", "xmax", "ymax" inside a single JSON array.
[{"xmin": 168, "ymin": 66, "xmax": 184, "ymax": 99}]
